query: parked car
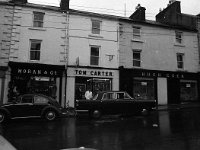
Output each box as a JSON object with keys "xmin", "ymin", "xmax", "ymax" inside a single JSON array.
[
  {"xmin": 0, "ymin": 94, "xmax": 68, "ymax": 123},
  {"xmin": 76, "ymin": 91, "xmax": 156, "ymax": 119}
]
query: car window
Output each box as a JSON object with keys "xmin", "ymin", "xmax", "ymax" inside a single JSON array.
[
  {"xmin": 116, "ymin": 93, "xmax": 125, "ymax": 99},
  {"xmin": 34, "ymin": 96, "xmax": 49, "ymax": 104},
  {"xmin": 21, "ymin": 95, "xmax": 33, "ymax": 103},
  {"xmin": 102, "ymin": 93, "xmax": 115, "ymax": 100}
]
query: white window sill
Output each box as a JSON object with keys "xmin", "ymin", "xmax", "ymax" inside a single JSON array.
[
  {"xmin": 174, "ymin": 43, "xmax": 185, "ymax": 47},
  {"xmin": 28, "ymin": 27, "xmax": 46, "ymax": 31},
  {"xmin": 176, "ymin": 68, "xmax": 186, "ymax": 72},
  {"xmin": 131, "ymin": 39, "xmax": 143, "ymax": 43},
  {"xmin": 88, "ymin": 34, "xmax": 103, "ymax": 39}
]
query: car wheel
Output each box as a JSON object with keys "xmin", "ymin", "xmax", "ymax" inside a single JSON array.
[
  {"xmin": 90, "ymin": 110, "xmax": 102, "ymax": 119},
  {"xmin": 0, "ymin": 112, "xmax": 6, "ymax": 123},
  {"xmin": 141, "ymin": 109, "xmax": 149, "ymax": 116},
  {"xmin": 44, "ymin": 110, "xmax": 56, "ymax": 121}
]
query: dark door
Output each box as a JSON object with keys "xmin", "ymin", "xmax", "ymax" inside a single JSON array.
[{"xmin": 167, "ymin": 79, "xmax": 180, "ymax": 104}]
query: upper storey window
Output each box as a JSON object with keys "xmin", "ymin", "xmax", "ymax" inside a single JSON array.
[
  {"xmin": 33, "ymin": 12, "xmax": 44, "ymax": 28},
  {"xmin": 175, "ymin": 31, "xmax": 183, "ymax": 44},
  {"xmin": 133, "ymin": 26, "xmax": 141, "ymax": 39},
  {"xmin": 30, "ymin": 40, "xmax": 41, "ymax": 61},
  {"xmin": 92, "ymin": 20, "xmax": 101, "ymax": 34}
]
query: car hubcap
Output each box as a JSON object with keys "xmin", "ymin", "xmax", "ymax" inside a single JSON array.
[{"xmin": 47, "ymin": 112, "xmax": 55, "ymax": 120}]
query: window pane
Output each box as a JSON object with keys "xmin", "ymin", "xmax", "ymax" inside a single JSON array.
[
  {"xmin": 133, "ymin": 52, "xmax": 140, "ymax": 59},
  {"xmin": 133, "ymin": 60, "xmax": 140, "ymax": 67},
  {"xmin": 133, "ymin": 79, "xmax": 155, "ymax": 100},
  {"xmin": 92, "ymin": 20, "xmax": 100, "ymax": 34},
  {"xmin": 30, "ymin": 51, "xmax": 40, "ymax": 60},
  {"xmin": 90, "ymin": 56, "xmax": 99, "ymax": 65},
  {"xmin": 31, "ymin": 42, "xmax": 41, "ymax": 50},
  {"xmin": 91, "ymin": 47, "xmax": 99, "ymax": 56},
  {"xmin": 133, "ymin": 51, "xmax": 141, "ymax": 67},
  {"xmin": 33, "ymin": 12, "xmax": 44, "ymax": 27}
]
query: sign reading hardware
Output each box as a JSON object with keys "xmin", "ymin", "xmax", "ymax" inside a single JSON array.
[{"xmin": 75, "ymin": 69, "xmax": 113, "ymax": 77}]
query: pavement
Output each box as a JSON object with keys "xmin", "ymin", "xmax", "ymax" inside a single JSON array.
[{"xmin": 156, "ymin": 102, "xmax": 200, "ymax": 111}]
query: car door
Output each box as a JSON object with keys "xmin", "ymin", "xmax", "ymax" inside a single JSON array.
[
  {"xmin": 116, "ymin": 92, "xmax": 135, "ymax": 114},
  {"xmin": 9, "ymin": 95, "xmax": 34, "ymax": 118},
  {"xmin": 101, "ymin": 92, "xmax": 120, "ymax": 114},
  {"xmin": 32, "ymin": 95, "xmax": 50, "ymax": 116}
]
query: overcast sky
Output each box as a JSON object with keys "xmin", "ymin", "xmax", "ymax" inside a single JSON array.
[{"xmin": 29, "ymin": 0, "xmax": 200, "ymax": 20}]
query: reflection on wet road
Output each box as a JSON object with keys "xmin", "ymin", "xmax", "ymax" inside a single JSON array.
[{"xmin": 1, "ymin": 107, "xmax": 200, "ymax": 150}]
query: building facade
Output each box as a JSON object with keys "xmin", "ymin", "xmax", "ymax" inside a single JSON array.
[
  {"xmin": 0, "ymin": 0, "xmax": 68, "ymax": 105},
  {"xmin": 66, "ymin": 10, "xmax": 119, "ymax": 107},
  {"xmin": 0, "ymin": 0, "xmax": 119, "ymax": 107},
  {"xmin": 119, "ymin": 2, "xmax": 199, "ymax": 105}
]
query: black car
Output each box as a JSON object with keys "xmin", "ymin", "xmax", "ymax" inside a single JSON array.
[
  {"xmin": 0, "ymin": 94, "xmax": 67, "ymax": 123},
  {"xmin": 76, "ymin": 91, "xmax": 156, "ymax": 119}
]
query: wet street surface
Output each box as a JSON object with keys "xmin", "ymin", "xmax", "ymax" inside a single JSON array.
[{"xmin": 1, "ymin": 107, "xmax": 200, "ymax": 150}]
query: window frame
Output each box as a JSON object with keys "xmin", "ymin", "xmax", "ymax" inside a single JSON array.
[
  {"xmin": 177, "ymin": 53, "xmax": 184, "ymax": 69},
  {"xmin": 91, "ymin": 19, "xmax": 101, "ymax": 35},
  {"xmin": 30, "ymin": 39, "xmax": 42, "ymax": 61},
  {"xmin": 90, "ymin": 46, "xmax": 100, "ymax": 66},
  {"xmin": 133, "ymin": 49, "xmax": 141, "ymax": 67},
  {"xmin": 33, "ymin": 11, "xmax": 45, "ymax": 28},
  {"xmin": 175, "ymin": 31, "xmax": 183, "ymax": 44},
  {"xmin": 132, "ymin": 26, "xmax": 141, "ymax": 39}
]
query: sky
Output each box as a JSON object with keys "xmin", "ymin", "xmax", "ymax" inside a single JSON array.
[{"xmin": 28, "ymin": 0, "xmax": 200, "ymax": 20}]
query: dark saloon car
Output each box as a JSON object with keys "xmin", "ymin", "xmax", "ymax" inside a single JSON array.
[
  {"xmin": 76, "ymin": 91, "xmax": 156, "ymax": 119},
  {"xmin": 0, "ymin": 94, "xmax": 67, "ymax": 123}
]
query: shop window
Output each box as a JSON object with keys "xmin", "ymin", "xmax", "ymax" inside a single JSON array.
[
  {"xmin": 8, "ymin": 76, "xmax": 57, "ymax": 101},
  {"xmin": 75, "ymin": 77, "xmax": 112, "ymax": 100},
  {"xmin": 133, "ymin": 78, "xmax": 155, "ymax": 100},
  {"xmin": 30, "ymin": 40, "xmax": 41, "ymax": 61},
  {"xmin": 180, "ymin": 80, "xmax": 198, "ymax": 101},
  {"xmin": 133, "ymin": 50, "xmax": 141, "ymax": 67},
  {"xmin": 177, "ymin": 53, "xmax": 184, "ymax": 69},
  {"xmin": 33, "ymin": 12, "xmax": 44, "ymax": 28},
  {"xmin": 90, "ymin": 46, "xmax": 100, "ymax": 66},
  {"xmin": 91, "ymin": 20, "xmax": 101, "ymax": 34}
]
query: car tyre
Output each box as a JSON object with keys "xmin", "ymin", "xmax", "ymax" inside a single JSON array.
[
  {"xmin": 141, "ymin": 109, "xmax": 149, "ymax": 116},
  {"xmin": 90, "ymin": 110, "xmax": 102, "ymax": 119},
  {"xmin": 0, "ymin": 112, "xmax": 6, "ymax": 123},
  {"xmin": 44, "ymin": 110, "xmax": 56, "ymax": 121}
]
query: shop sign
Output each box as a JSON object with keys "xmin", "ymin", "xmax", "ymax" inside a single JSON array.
[
  {"xmin": 75, "ymin": 69, "xmax": 113, "ymax": 77},
  {"xmin": 16, "ymin": 68, "xmax": 58, "ymax": 76},
  {"xmin": 140, "ymin": 72, "xmax": 185, "ymax": 79}
]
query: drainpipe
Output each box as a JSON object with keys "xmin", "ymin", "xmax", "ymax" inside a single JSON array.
[{"xmin": 64, "ymin": 9, "xmax": 69, "ymax": 108}]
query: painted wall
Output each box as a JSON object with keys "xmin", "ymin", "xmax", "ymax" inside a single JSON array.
[
  {"xmin": 68, "ymin": 13, "xmax": 119, "ymax": 68},
  {"xmin": 10, "ymin": 5, "xmax": 66, "ymax": 66},
  {"xmin": 119, "ymin": 22, "xmax": 199, "ymax": 73}
]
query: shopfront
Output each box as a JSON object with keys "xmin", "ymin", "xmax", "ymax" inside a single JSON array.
[
  {"xmin": 66, "ymin": 67, "xmax": 119, "ymax": 107},
  {"xmin": 119, "ymin": 67, "xmax": 199, "ymax": 105},
  {"xmin": 8, "ymin": 62, "xmax": 65, "ymax": 103}
]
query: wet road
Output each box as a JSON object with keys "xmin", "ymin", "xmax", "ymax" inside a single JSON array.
[{"xmin": 1, "ymin": 107, "xmax": 200, "ymax": 150}]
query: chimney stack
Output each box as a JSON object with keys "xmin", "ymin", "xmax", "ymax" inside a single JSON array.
[
  {"xmin": 60, "ymin": 0, "xmax": 70, "ymax": 11},
  {"xmin": 130, "ymin": 4, "xmax": 146, "ymax": 22}
]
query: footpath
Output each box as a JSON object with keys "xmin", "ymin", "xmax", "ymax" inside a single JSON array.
[{"xmin": 157, "ymin": 102, "xmax": 200, "ymax": 111}]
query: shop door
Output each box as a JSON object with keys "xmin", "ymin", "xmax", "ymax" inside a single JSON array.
[{"xmin": 167, "ymin": 79, "xmax": 180, "ymax": 104}]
